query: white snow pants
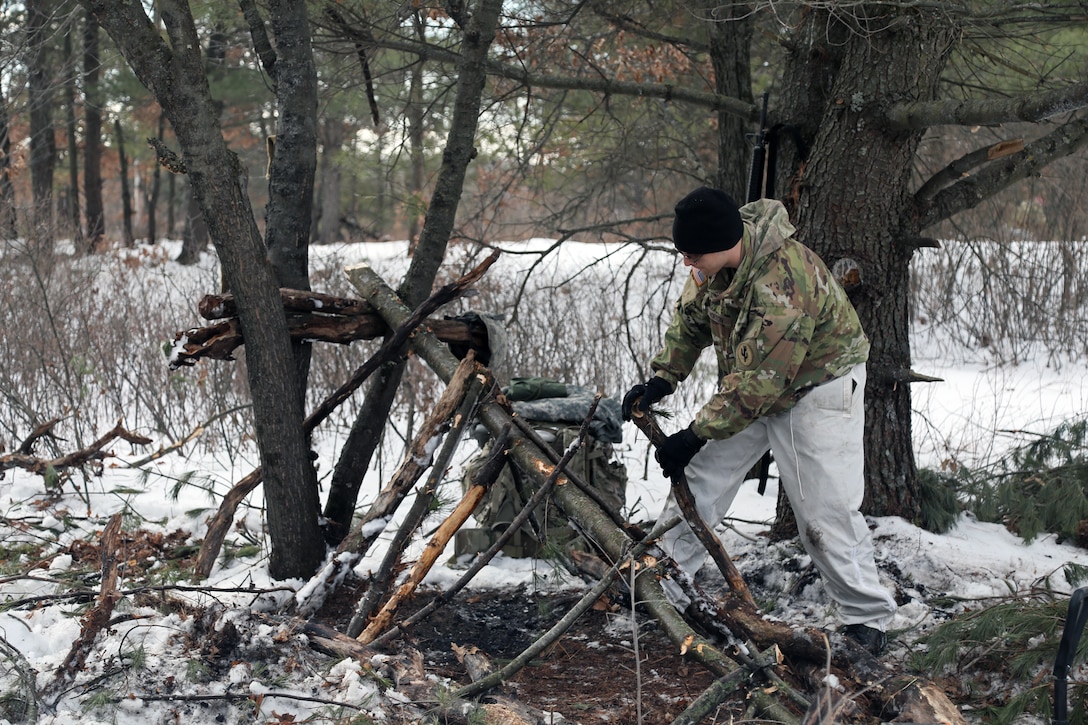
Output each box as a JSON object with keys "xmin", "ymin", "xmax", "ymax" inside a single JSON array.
[{"xmin": 657, "ymin": 364, "xmax": 897, "ymax": 629}]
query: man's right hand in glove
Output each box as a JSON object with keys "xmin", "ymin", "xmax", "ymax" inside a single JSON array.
[
  {"xmin": 656, "ymin": 425, "xmax": 706, "ymax": 478},
  {"xmin": 621, "ymin": 377, "xmax": 672, "ymax": 421}
]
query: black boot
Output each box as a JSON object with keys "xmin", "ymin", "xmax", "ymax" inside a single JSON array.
[{"xmin": 842, "ymin": 623, "xmax": 887, "ymax": 656}]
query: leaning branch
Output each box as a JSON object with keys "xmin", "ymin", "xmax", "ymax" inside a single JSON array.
[{"xmin": 43, "ymin": 513, "xmax": 124, "ymax": 701}]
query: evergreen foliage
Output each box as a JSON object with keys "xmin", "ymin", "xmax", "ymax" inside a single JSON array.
[
  {"xmin": 917, "ymin": 417, "xmax": 1088, "ymax": 543},
  {"xmin": 913, "ymin": 583, "xmax": 1088, "ymax": 725}
]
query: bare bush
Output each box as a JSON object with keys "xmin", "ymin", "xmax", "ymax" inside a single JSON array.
[{"xmin": 5, "ymin": 227, "xmax": 1085, "ymax": 467}]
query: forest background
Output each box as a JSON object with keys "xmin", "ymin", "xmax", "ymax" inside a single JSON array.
[{"xmin": 3, "ymin": 1, "xmax": 1088, "ymax": 723}]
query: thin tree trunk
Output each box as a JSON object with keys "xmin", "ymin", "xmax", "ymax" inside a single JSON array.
[
  {"xmin": 146, "ymin": 113, "xmax": 165, "ymax": 243},
  {"xmin": 63, "ymin": 29, "xmax": 82, "ymax": 247},
  {"xmin": 166, "ymin": 166, "xmax": 176, "ymax": 237},
  {"xmin": 83, "ymin": 9, "xmax": 104, "ymax": 249},
  {"xmin": 114, "ymin": 119, "xmax": 135, "ymax": 247},
  {"xmin": 323, "ymin": 0, "xmax": 505, "ymax": 540},
  {"xmin": 27, "ymin": 0, "xmax": 57, "ymax": 250},
  {"xmin": 316, "ymin": 117, "xmax": 344, "ymax": 245},
  {"xmin": 407, "ymin": 13, "xmax": 426, "ymax": 251},
  {"xmin": 0, "ymin": 83, "xmax": 15, "ymax": 239},
  {"xmin": 260, "ymin": 0, "xmax": 319, "ymax": 413}
]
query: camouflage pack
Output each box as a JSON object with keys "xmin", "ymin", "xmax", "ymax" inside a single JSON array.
[{"xmin": 456, "ymin": 381, "xmax": 627, "ymax": 559}]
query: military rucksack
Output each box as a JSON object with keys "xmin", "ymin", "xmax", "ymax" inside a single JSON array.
[{"xmin": 455, "ymin": 379, "xmax": 627, "ymax": 559}]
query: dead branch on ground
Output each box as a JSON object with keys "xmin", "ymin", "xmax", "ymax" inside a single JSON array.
[
  {"xmin": 1, "ymin": 421, "xmax": 152, "ymax": 480},
  {"xmin": 43, "ymin": 513, "xmax": 124, "ymax": 700}
]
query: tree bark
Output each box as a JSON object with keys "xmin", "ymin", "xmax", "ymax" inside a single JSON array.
[
  {"xmin": 88, "ymin": 0, "xmax": 324, "ymax": 579},
  {"xmin": 706, "ymin": 1, "xmax": 753, "ymax": 197},
  {"xmin": 0, "ymin": 82, "xmax": 15, "ymax": 239},
  {"xmin": 27, "ymin": 0, "xmax": 57, "ymax": 249},
  {"xmin": 257, "ymin": 0, "xmax": 320, "ymax": 410},
  {"xmin": 323, "ymin": 0, "xmax": 504, "ymax": 540},
  {"xmin": 82, "ymin": 8, "xmax": 104, "ymax": 249},
  {"xmin": 771, "ymin": 10, "xmax": 955, "ymax": 516},
  {"xmin": 114, "ymin": 118, "xmax": 135, "ymax": 247}
]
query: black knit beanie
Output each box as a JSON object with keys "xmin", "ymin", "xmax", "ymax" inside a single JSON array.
[{"xmin": 672, "ymin": 187, "xmax": 744, "ymax": 254}]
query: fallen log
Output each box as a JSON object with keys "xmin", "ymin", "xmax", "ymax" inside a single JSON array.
[
  {"xmin": 169, "ymin": 313, "xmax": 488, "ymax": 368},
  {"xmin": 199, "ymin": 288, "xmax": 374, "ymax": 320}
]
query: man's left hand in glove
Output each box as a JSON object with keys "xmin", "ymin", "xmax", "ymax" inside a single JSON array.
[{"xmin": 656, "ymin": 425, "xmax": 706, "ymax": 478}]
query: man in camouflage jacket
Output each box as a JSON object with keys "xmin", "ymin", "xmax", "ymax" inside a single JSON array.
[{"xmin": 622, "ymin": 187, "xmax": 897, "ymax": 654}]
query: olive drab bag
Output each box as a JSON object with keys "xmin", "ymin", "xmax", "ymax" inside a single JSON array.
[{"xmin": 455, "ymin": 379, "xmax": 627, "ymax": 559}]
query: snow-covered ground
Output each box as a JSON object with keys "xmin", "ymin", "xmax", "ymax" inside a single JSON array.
[{"xmin": 2, "ymin": 238, "xmax": 1087, "ymax": 724}]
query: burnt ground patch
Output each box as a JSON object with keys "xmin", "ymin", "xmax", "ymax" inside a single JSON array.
[{"xmin": 318, "ymin": 581, "xmax": 736, "ymax": 723}]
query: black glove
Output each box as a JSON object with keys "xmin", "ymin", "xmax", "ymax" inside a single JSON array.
[
  {"xmin": 621, "ymin": 377, "xmax": 672, "ymax": 421},
  {"xmin": 656, "ymin": 425, "xmax": 706, "ymax": 478}
]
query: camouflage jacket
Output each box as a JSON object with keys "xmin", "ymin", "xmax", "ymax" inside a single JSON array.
[{"xmin": 650, "ymin": 199, "xmax": 870, "ymax": 440}]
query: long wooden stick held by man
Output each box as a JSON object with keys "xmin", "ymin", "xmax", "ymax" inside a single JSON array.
[{"xmin": 629, "ymin": 408, "xmax": 756, "ymax": 609}]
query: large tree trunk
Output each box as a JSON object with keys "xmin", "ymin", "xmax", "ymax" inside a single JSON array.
[
  {"xmin": 258, "ymin": 0, "xmax": 320, "ymax": 411},
  {"xmin": 323, "ymin": 0, "xmax": 505, "ymax": 541},
  {"xmin": 88, "ymin": 0, "xmax": 324, "ymax": 579},
  {"xmin": 780, "ymin": 9, "xmax": 957, "ymax": 516}
]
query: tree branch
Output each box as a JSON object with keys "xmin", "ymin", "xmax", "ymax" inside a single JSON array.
[
  {"xmin": 913, "ymin": 114, "xmax": 1088, "ymax": 230},
  {"xmin": 325, "ymin": 18, "xmax": 758, "ymax": 122},
  {"xmin": 885, "ymin": 79, "xmax": 1088, "ymax": 130},
  {"xmin": 239, "ymin": 0, "xmax": 277, "ymax": 78}
]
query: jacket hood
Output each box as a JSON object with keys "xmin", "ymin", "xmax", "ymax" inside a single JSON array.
[{"xmin": 741, "ymin": 198, "xmax": 795, "ymax": 259}]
